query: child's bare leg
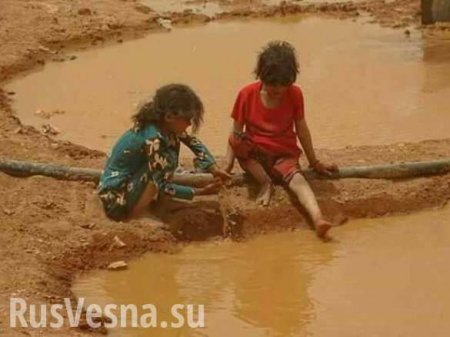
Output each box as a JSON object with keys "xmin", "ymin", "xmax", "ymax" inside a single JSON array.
[
  {"xmin": 246, "ymin": 159, "xmax": 273, "ymax": 206},
  {"xmin": 288, "ymin": 173, "xmax": 333, "ymax": 238},
  {"xmin": 129, "ymin": 182, "xmax": 158, "ymax": 219}
]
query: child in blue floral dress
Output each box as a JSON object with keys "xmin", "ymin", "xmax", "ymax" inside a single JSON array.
[{"xmin": 98, "ymin": 84, "xmax": 230, "ymax": 221}]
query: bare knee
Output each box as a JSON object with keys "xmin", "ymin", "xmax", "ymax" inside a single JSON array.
[{"xmin": 288, "ymin": 172, "xmax": 307, "ymax": 189}]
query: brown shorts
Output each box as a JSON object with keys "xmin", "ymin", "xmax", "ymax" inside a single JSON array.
[{"xmin": 229, "ymin": 132, "xmax": 301, "ymax": 184}]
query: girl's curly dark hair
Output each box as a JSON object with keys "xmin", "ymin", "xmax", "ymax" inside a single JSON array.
[
  {"xmin": 254, "ymin": 40, "xmax": 299, "ymax": 86},
  {"xmin": 132, "ymin": 83, "xmax": 204, "ymax": 133}
]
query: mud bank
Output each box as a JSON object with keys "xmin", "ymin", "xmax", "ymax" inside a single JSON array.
[{"xmin": 1, "ymin": 1, "xmax": 450, "ymax": 336}]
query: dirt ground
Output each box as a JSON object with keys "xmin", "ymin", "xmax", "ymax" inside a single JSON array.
[{"xmin": 1, "ymin": 0, "xmax": 449, "ymax": 336}]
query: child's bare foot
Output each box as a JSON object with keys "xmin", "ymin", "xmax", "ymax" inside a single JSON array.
[
  {"xmin": 256, "ymin": 182, "xmax": 273, "ymax": 207},
  {"xmin": 315, "ymin": 219, "xmax": 333, "ymax": 239},
  {"xmin": 315, "ymin": 215, "xmax": 348, "ymax": 239}
]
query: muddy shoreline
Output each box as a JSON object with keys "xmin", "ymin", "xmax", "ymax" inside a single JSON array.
[{"xmin": 1, "ymin": 0, "xmax": 450, "ymax": 336}]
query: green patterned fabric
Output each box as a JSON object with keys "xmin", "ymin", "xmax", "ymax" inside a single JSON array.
[{"xmin": 97, "ymin": 123, "xmax": 215, "ymax": 220}]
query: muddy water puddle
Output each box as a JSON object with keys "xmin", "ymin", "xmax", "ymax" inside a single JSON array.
[
  {"xmin": 73, "ymin": 204, "xmax": 450, "ymax": 337},
  {"xmin": 6, "ymin": 18, "xmax": 450, "ymax": 154}
]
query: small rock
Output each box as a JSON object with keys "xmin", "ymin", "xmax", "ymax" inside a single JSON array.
[
  {"xmin": 69, "ymin": 55, "xmax": 77, "ymax": 61},
  {"xmin": 2, "ymin": 208, "xmax": 14, "ymax": 215},
  {"xmin": 156, "ymin": 17, "xmax": 172, "ymax": 31},
  {"xmin": 404, "ymin": 29, "xmax": 410, "ymax": 36},
  {"xmin": 35, "ymin": 109, "xmax": 51, "ymax": 119},
  {"xmin": 109, "ymin": 236, "xmax": 126, "ymax": 251},
  {"xmin": 41, "ymin": 123, "xmax": 60, "ymax": 135},
  {"xmin": 134, "ymin": 4, "xmax": 152, "ymax": 14},
  {"xmin": 7, "ymin": 91, "xmax": 15, "ymax": 96},
  {"xmin": 107, "ymin": 261, "xmax": 128, "ymax": 271},
  {"xmin": 13, "ymin": 127, "xmax": 24, "ymax": 134},
  {"xmin": 38, "ymin": 45, "xmax": 56, "ymax": 54},
  {"xmin": 80, "ymin": 223, "xmax": 96, "ymax": 230},
  {"xmin": 78, "ymin": 8, "xmax": 92, "ymax": 15}
]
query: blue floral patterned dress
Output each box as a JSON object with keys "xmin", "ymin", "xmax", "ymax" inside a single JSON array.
[{"xmin": 97, "ymin": 123, "xmax": 216, "ymax": 220}]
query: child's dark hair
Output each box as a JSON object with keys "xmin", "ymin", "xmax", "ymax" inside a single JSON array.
[
  {"xmin": 254, "ymin": 40, "xmax": 299, "ymax": 86},
  {"xmin": 132, "ymin": 83, "xmax": 204, "ymax": 132}
]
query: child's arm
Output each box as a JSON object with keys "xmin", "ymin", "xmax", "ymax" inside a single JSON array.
[
  {"xmin": 224, "ymin": 121, "xmax": 244, "ymax": 173},
  {"xmin": 147, "ymin": 137, "xmax": 222, "ymax": 200},
  {"xmin": 179, "ymin": 132, "xmax": 230, "ymax": 181},
  {"xmin": 154, "ymin": 172, "xmax": 222, "ymax": 198},
  {"xmin": 295, "ymin": 118, "xmax": 338, "ymax": 175}
]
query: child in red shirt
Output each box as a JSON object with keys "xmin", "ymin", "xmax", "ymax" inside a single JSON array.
[{"xmin": 225, "ymin": 41, "xmax": 338, "ymax": 238}]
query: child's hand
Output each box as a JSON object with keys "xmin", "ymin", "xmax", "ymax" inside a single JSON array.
[
  {"xmin": 209, "ymin": 164, "xmax": 232, "ymax": 181},
  {"xmin": 310, "ymin": 160, "xmax": 338, "ymax": 176},
  {"xmin": 194, "ymin": 178, "xmax": 223, "ymax": 196}
]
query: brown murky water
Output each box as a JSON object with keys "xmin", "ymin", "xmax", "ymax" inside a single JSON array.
[
  {"xmin": 6, "ymin": 18, "xmax": 450, "ymax": 155},
  {"xmin": 73, "ymin": 204, "xmax": 450, "ymax": 337}
]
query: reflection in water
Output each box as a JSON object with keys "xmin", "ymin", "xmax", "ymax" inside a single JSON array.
[
  {"xmin": 74, "ymin": 230, "xmax": 334, "ymax": 337},
  {"xmin": 306, "ymin": 204, "xmax": 450, "ymax": 336},
  {"xmin": 230, "ymin": 236, "xmax": 331, "ymax": 337},
  {"xmin": 73, "ymin": 205, "xmax": 450, "ymax": 337},
  {"xmin": 6, "ymin": 18, "xmax": 450, "ymax": 154},
  {"xmin": 422, "ymin": 37, "xmax": 450, "ymax": 93}
]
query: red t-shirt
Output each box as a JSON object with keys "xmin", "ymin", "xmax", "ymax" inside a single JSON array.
[{"xmin": 231, "ymin": 81, "xmax": 304, "ymax": 157}]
